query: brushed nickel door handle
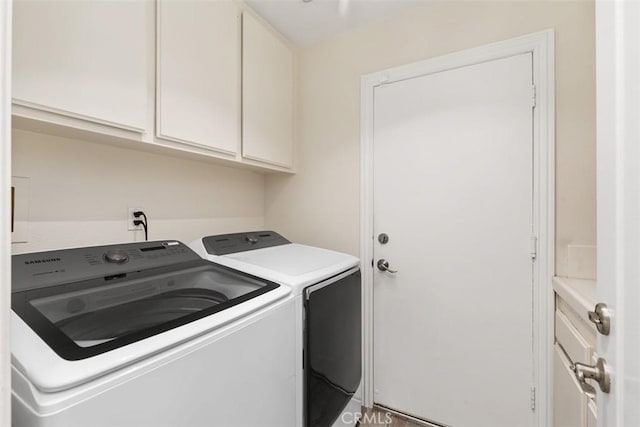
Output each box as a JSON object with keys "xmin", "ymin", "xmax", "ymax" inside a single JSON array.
[
  {"xmin": 571, "ymin": 358, "xmax": 611, "ymax": 398},
  {"xmin": 377, "ymin": 259, "xmax": 398, "ymax": 274}
]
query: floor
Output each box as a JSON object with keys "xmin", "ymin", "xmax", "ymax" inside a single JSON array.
[{"xmin": 358, "ymin": 407, "xmax": 429, "ymax": 427}]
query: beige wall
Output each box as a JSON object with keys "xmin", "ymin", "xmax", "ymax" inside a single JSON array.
[
  {"xmin": 11, "ymin": 129, "xmax": 265, "ymax": 253},
  {"xmin": 265, "ymin": 0, "xmax": 596, "ymax": 277}
]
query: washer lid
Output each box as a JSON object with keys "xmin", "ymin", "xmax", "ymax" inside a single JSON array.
[
  {"xmin": 11, "ymin": 242, "xmax": 290, "ymax": 392},
  {"xmin": 13, "ymin": 261, "xmax": 280, "ymax": 361},
  {"xmin": 12, "ymin": 242, "xmax": 282, "ymax": 361},
  {"xmin": 11, "ymin": 284, "xmax": 290, "ymax": 393},
  {"xmin": 204, "ymin": 243, "xmax": 360, "ymax": 293}
]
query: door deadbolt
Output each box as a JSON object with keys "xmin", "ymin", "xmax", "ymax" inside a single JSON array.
[
  {"xmin": 378, "ymin": 233, "xmax": 389, "ymax": 244},
  {"xmin": 571, "ymin": 358, "xmax": 611, "ymax": 398},
  {"xmin": 588, "ymin": 303, "xmax": 611, "ymax": 335}
]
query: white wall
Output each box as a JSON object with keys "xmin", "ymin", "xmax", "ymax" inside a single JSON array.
[
  {"xmin": 264, "ymin": 0, "xmax": 596, "ymax": 277},
  {"xmin": 11, "ymin": 129, "xmax": 265, "ymax": 253}
]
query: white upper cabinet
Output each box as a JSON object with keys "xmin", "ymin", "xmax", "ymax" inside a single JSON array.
[
  {"xmin": 157, "ymin": 0, "xmax": 240, "ymax": 155},
  {"xmin": 12, "ymin": 1, "xmax": 295, "ymax": 173},
  {"xmin": 12, "ymin": 0, "xmax": 148, "ymax": 132},
  {"xmin": 242, "ymin": 12, "xmax": 294, "ymax": 168}
]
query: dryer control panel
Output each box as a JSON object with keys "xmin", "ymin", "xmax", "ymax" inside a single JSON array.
[
  {"xmin": 12, "ymin": 241, "xmax": 198, "ymax": 292},
  {"xmin": 203, "ymin": 231, "xmax": 290, "ymax": 255}
]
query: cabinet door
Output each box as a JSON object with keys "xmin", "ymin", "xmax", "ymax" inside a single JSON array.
[
  {"xmin": 157, "ymin": 0, "xmax": 240, "ymax": 155},
  {"xmin": 586, "ymin": 400, "xmax": 597, "ymax": 427},
  {"xmin": 554, "ymin": 344, "xmax": 587, "ymax": 427},
  {"xmin": 242, "ymin": 12, "xmax": 294, "ymax": 168},
  {"xmin": 556, "ymin": 310, "xmax": 592, "ymax": 365},
  {"xmin": 12, "ymin": 0, "xmax": 148, "ymax": 131}
]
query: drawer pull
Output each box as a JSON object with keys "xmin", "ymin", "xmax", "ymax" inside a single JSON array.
[{"xmin": 588, "ymin": 303, "xmax": 611, "ymax": 335}]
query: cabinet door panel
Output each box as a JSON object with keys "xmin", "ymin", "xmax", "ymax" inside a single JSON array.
[
  {"xmin": 556, "ymin": 310, "xmax": 592, "ymax": 365},
  {"xmin": 13, "ymin": 0, "xmax": 148, "ymax": 131},
  {"xmin": 242, "ymin": 12, "xmax": 293, "ymax": 168},
  {"xmin": 157, "ymin": 0, "xmax": 240, "ymax": 154},
  {"xmin": 554, "ymin": 344, "xmax": 587, "ymax": 427}
]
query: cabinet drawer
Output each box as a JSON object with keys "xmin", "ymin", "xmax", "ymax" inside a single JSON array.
[
  {"xmin": 556, "ymin": 310, "xmax": 592, "ymax": 365},
  {"xmin": 587, "ymin": 399, "xmax": 597, "ymax": 427},
  {"xmin": 553, "ymin": 344, "xmax": 587, "ymax": 427}
]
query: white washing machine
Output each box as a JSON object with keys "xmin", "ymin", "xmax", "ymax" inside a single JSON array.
[
  {"xmin": 190, "ymin": 231, "xmax": 362, "ymax": 427},
  {"xmin": 11, "ymin": 240, "xmax": 296, "ymax": 427}
]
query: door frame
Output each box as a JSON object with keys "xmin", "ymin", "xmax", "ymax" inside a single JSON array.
[
  {"xmin": 0, "ymin": 0, "xmax": 12, "ymax": 424},
  {"xmin": 360, "ymin": 30, "xmax": 555, "ymax": 427}
]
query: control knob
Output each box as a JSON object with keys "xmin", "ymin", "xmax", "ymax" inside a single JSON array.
[{"xmin": 104, "ymin": 250, "xmax": 129, "ymax": 264}]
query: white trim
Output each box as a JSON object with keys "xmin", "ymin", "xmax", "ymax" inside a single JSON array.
[
  {"xmin": 12, "ymin": 99, "xmax": 146, "ymax": 134},
  {"xmin": 0, "ymin": 0, "xmax": 11, "ymax": 424},
  {"xmin": 360, "ymin": 30, "xmax": 555, "ymax": 427}
]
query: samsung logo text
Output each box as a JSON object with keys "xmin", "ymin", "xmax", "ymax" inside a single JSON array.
[{"xmin": 24, "ymin": 258, "xmax": 61, "ymax": 265}]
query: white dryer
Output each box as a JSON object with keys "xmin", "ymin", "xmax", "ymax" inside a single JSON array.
[
  {"xmin": 190, "ymin": 231, "xmax": 362, "ymax": 427},
  {"xmin": 11, "ymin": 240, "xmax": 296, "ymax": 427}
]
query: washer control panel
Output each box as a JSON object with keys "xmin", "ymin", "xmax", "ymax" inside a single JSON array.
[{"xmin": 12, "ymin": 241, "xmax": 198, "ymax": 292}]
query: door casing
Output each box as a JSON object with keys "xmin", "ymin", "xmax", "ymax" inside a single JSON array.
[
  {"xmin": 0, "ymin": 0, "xmax": 12, "ymax": 424},
  {"xmin": 360, "ymin": 30, "xmax": 555, "ymax": 427}
]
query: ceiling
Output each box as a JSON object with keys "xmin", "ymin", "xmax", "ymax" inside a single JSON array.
[{"xmin": 245, "ymin": 0, "xmax": 424, "ymax": 47}]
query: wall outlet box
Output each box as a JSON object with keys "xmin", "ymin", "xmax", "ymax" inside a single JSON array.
[
  {"xmin": 128, "ymin": 207, "xmax": 144, "ymax": 231},
  {"xmin": 12, "ymin": 176, "xmax": 30, "ymax": 243}
]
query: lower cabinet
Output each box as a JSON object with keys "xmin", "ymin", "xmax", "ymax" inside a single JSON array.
[
  {"xmin": 554, "ymin": 293, "xmax": 597, "ymax": 427},
  {"xmin": 587, "ymin": 400, "xmax": 597, "ymax": 427},
  {"xmin": 553, "ymin": 344, "xmax": 587, "ymax": 427}
]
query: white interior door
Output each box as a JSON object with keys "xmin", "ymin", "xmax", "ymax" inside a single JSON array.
[
  {"xmin": 595, "ymin": 1, "xmax": 640, "ymax": 426},
  {"xmin": 373, "ymin": 53, "xmax": 535, "ymax": 427}
]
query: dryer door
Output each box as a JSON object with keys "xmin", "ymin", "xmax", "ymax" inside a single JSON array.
[{"xmin": 304, "ymin": 268, "xmax": 361, "ymax": 427}]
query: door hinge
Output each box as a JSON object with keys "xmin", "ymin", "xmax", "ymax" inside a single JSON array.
[
  {"xmin": 531, "ymin": 386, "xmax": 536, "ymax": 411},
  {"xmin": 530, "ymin": 236, "xmax": 538, "ymax": 260},
  {"xmin": 531, "ymin": 84, "xmax": 537, "ymax": 109}
]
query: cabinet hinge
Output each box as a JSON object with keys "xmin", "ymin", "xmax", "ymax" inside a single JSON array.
[
  {"xmin": 531, "ymin": 236, "xmax": 538, "ymax": 260},
  {"xmin": 531, "ymin": 84, "xmax": 537, "ymax": 109},
  {"xmin": 531, "ymin": 386, "xmax": 536, "ymax": 411}
]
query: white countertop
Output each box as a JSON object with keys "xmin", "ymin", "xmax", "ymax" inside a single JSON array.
[{"xmin": 553, "ymin": 276, "xmax": 597, "ymax": 320}]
